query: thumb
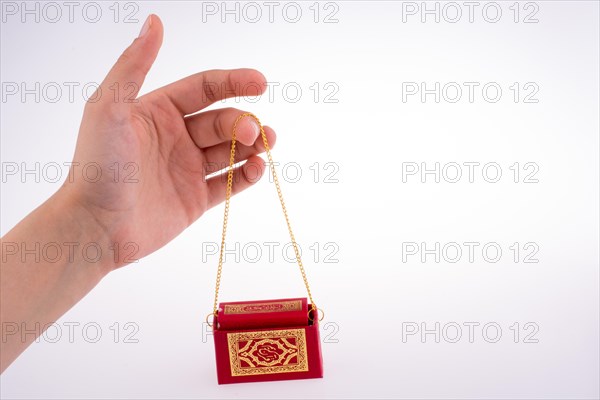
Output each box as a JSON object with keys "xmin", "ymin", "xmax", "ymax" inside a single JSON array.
[{"xmin": 96, "ymin": 14, "xmax": 163, "ymax": 106}]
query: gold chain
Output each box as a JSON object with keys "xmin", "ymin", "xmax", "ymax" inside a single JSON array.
[{"xmin": 212, "ymin": 112, "xmax": 317, "ymax": 317}]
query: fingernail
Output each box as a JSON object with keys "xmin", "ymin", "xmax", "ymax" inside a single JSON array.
[
  {"xmin": 250, "ymin": 119, "xmax": 260, "ymax": 140},
  {"xmin": 138, "ymin": 15, "xmax": 152, "ymax": 38}
]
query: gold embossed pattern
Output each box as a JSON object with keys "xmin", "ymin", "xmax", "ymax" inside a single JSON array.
[
  {"xmin": 223, "ymin": 300, "xmax": 302, "ymax": 315},
  {"xmin": 227, "ymin": 329, "xmax": 309, "ymax": 376}
]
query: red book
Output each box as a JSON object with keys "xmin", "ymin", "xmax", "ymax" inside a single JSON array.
[{"xmin": 212, "ymin": 297, "xmax": 323, "ymax": 384}]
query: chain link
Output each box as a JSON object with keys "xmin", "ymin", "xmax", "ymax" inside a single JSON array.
[{"xmin": 212, "ymin": 113, "xmax": 317, "ymax": 317}]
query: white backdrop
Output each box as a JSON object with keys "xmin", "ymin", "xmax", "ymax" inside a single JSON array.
[{"xmin": 1, "ymin": 1, "xmax": 598, "ymax": 399}]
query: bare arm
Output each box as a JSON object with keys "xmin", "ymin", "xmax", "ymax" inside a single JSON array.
[{"xmin": 0, "ymin": 191, "xmax": 111, "ymax": 371}]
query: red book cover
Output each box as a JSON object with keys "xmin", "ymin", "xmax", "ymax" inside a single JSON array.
[
  {"xmin": 217, "ymin": 298, "xmax": 308, "ymax": 330},
  {"xmin": 212, "ymin": 304, "xmax": 323, "ymax": 384}
]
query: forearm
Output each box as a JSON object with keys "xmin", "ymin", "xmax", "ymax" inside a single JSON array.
[{"xmin": 0, "ymin": 189, "xmax": 111, "ymax": 372}]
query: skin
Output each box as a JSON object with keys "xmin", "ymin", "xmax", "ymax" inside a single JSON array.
[{"xmin": 0, "ymin": 14, "xmax": 276, "ymax": 373}]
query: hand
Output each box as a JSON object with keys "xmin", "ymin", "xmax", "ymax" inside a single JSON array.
[
  {"xmin": 61, "ymin": 14, "xmax": 276, "ymax": 271},
  {"xmin": 1, "ymin": 14, "xmax": 276, "ymax": 371}
]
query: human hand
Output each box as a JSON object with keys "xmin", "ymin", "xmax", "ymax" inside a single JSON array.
[
  {"xmin": 1, "ymin": 13, "xmax": 278, "ymax": 372},
  {"xmin": 60, "ymin": 14, "xmax": 276, "ymax": 271}
]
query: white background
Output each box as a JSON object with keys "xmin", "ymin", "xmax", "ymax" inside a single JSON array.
[{"xmin": 1, "ymin": 1, "xmax": 599, "ymax": 398}]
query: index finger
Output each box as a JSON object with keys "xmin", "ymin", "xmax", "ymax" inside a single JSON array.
[{"xmin": 146, "ymin": 69, "xmax": 267, "ymax": 115}]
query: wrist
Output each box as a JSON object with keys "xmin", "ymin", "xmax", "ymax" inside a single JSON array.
[{"xmin": 45, "ymin": 188, "xmax": 118, "ymax": 278}]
